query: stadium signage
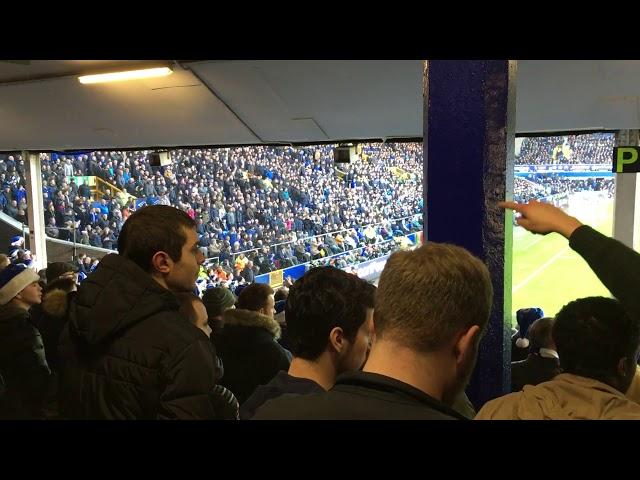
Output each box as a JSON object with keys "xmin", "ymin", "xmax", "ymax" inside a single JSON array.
[
  {"xmin": 343, "ymin": 255, "xmax": 389, "ymax": 281},
  {"xmin": 613, "ymin": 147, "xmax": 640, "ymax": 173}
]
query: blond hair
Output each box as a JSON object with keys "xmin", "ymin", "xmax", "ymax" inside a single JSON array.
[{"xmin": 375, "ymin": 242, "xmax": 493, "ymax": 352}]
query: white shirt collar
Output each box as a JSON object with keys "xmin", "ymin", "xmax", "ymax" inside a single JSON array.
[{"xmin": 539, "ymin": 348, "xmax": 559, "ymax": 360}]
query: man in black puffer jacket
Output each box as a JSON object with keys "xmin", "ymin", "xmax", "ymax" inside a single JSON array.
[{"xmin": 58, "ymin": 205, "xmax": 226, "ymax": 419}]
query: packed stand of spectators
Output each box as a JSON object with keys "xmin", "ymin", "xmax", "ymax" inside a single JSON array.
[
  {"xmin": 514, "ymin": 175, "xmax": 614, "ymax": 203},
  {"xmin": 0, "ymin": 143, "xmax": 423, "ymax": 280},
  {"xmin": 194, "ymin": 214, "xmax": 421, "ymax": 295},
  {"xmin": 515, "ymin": 133, "xmax": 614, "ymax": 166},
  {"xmin": 0, "ymin": 155, "xmax": 29, "ymax": 225},
  {"xmin": 513, "ymin": 177, "xmax": 546, "ymax": 204}
]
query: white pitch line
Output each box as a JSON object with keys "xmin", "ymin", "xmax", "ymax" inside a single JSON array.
[
  {"xmin": 513, "ymin": 246, "xmax": 570, "ymax": 293},
  {"xmin": 517, "ymin": 234, "xmax": 545, "ymax": 252}
]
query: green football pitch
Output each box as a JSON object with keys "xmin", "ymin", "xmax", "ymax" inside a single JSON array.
[{"xmin": 511, "ymin": 192, "xmax": 614, "ymax": 324}]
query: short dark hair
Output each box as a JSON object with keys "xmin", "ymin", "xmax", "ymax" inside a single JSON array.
[
  {"xmin": 117, "ymin": 205, "xmax": 196, "ymax": 272},
  {"xmin": 285, "ymin": 267, "xmax": 376, "ymax": 360},
  {"xmin": 553, "ymin": 297, "xmax": 640, "ymax": 384},
  {"xmin": 236, "ymin": 283, "xmax": 274, "ymax": 312},
  {"xmin": 528, "ymin": 317, "xmax": 555, "ymax": 353},
  {"xmin": 274, "ymin": 287, "xmax": 289, "ymax": 303}
]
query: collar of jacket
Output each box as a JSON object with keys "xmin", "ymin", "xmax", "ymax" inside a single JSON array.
[
  {"xmin": 539, "ymin": 348, "xmax": 559, "ymax": 360},
  {"xmin": 335, "ymin": 370, "xmax": 468, "ymax": 420},
  {"xmin": 553, "ymin": 372, "xmax": 626, "ymax": 396},
  {"xmin": 223, "ymin": 308, "xmax": 281, "ymax": 339},
  {"xmin": 42, "ymin": 289, "xmax": 72, "ymax": 318}
]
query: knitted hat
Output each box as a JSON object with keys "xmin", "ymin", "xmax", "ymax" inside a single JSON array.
[
  {"xmin": 202, "ymin": 287, "xmax": 236, "ymax": 317},
  {"xmin": 515, "ymin": 307, "xmax": 544, "ymax": 346},
  {"xmin": 0, "ymin": 264, "xmax": 40, "ymax": 305}
]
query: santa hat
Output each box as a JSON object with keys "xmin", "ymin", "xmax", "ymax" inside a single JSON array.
[
  {"xmin": 0, "ymin": 264, "xmax": 40, "ymax": 305},
  {"xmin": 10, "ymin": 235, "xmax": 24, "ymax": 246}
]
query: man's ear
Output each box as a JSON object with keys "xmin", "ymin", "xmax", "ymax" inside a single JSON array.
[
  {"xmin": 151, "ymin": 251, "xmax": 173, "ymax": 275},
  {"xmin": 329, "ymin": 326, "xmax": 347, "ymax": 354},
  {"xmin": 617, "ymin": 356, "xmax": 637, "ymax": 379},
  {"xmin": 454, "ymin": 325, "xmax": 482, "ymax": 366}
]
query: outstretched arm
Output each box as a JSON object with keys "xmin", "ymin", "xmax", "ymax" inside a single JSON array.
[{"xmin": 501, "ymin": 200, "xmax": 640, "ymax": 321}]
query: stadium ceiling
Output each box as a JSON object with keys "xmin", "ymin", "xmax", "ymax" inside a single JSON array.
[{"xmin": 1, "ymin": 60, "xmax": 640, "ymax": 151}]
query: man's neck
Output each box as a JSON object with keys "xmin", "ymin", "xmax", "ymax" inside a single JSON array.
[
  {"xmin": 287, "ymin": 355, "xmax": 336, "ymax": 391},
  {"xmin": 363, "ymin": 340, "xmax": 450, "ymax": 403},
  {"xmin": 150, "ymin": 273, "xmax": 170, "ymax": 291}
]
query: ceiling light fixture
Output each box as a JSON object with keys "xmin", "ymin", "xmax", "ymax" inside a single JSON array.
[{"xmin": 78, "ymin": 67, "xmax": 172, "ymax": 84}]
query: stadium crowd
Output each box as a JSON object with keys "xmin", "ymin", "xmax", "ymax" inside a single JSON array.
[
  {"xmin": 515, "ymin": 133, "xmax": 614, "ymax": 165},
  {"xmin": 0, "ymin": 143, "xmax": 423, "ymax": 279},
  {"xmin": 514, "ymin": 175, "xmax": 614, "ymax": 203}
]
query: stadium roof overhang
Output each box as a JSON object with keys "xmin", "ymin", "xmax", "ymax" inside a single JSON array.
[{"xmin": 1, "ymin": 60, "xmax": 640, "ymax": 151}]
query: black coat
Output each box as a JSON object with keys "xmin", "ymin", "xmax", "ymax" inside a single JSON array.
[
  {"xmin": 511, "ymin": 354, "xmax": 562, "ymax": 393},
  {"xmin": 214, "ymin": 309, "xmax": 291, "ymax": 404},
  {"xmin": 0, "ymin": 306, "xmax": 51, "ymax": 419},
  {"xmin": 58, "ymin": 253, "xmax": 225, "ymax": 419},
  {"xmin": 253, "ymin": 371, "xmax": 466, "ymax": 420},
  {"xmin": 241, "ymin": 370, "xmax": 323, "ymax": 420}
]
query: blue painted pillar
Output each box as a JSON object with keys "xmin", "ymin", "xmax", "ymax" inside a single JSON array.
[{"xmin": 423, "ymin": 60, "xmax": 516, "ymax": 409}]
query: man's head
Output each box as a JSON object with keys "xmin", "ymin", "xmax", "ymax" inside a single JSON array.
[
  {"xmin": 286, "ymin": 267, "xmax": 376, "ymax": 372},
  {"xmin": 373, "ymin": 242, "xmax": 493, "ymax": 404},
  {"xmin": 202, "ymin": 286, "xmax": 236, "ymax": 319},
  {"xmin": 46, "ymin": 262, "xmax": 78, "ymax": 284},
  {"xmin": 236, "ymin": 283, "xmax": 275, "ymax": 318},
  {"xmin": 527, "ymin": 317, "xmax": 556, "ymax": 353},
  {"xmin": 0, "ymin": 264, "xmax": 42, "ymax": 308},
  {"xmin": 274, "ymin": 286, "xmax": 289, "ymax": 303},
  {"xmin": 117, "ymin": 205, "xmax": 204, "ymax": 292},
  {"xmin": 553, "ymin": 296, "xmax": 640, "ymax": 393}
]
